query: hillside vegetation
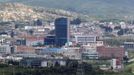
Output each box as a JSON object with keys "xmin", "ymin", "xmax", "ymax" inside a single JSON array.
[
  {"xmin": 1, "ymin": 0, "xmax": 134, "ymax": 20},
  {"xmin": 0, "ymin": 3, "xmax": 87, "ymax": 22}
]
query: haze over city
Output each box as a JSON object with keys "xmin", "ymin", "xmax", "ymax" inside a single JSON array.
[{"xmin": 0, "ymin": 0, "xmax": 133, "ymax": 75}]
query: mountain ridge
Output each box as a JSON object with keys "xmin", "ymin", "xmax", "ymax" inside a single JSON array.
[
  {"xmin": 0, "ymin": 3, "xmax": 87, "ymax": 22},
  {"xmin": 0, "ymin": 0, "xmax": 134, "ymax": 19}
]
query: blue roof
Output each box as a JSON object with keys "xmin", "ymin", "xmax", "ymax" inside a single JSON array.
[{"xmin": 43, "ymin": 48, "xmax": 65, "ymax": 53}]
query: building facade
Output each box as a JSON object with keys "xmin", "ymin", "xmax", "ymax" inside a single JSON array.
[
  {"xmin": 124, "ymin": 42, "xmax": 134, "ymax": 50},
  {"xmin": 0, "ymin": 45, "xmax": 11, "ymax": 54},
  {"xmin": 74, "ymin": 35, "xmax": 96, "ymax": 44},
  {"xmin": 55, "ymin": 17, "xmax": 69, "ymax": 47},
  {"xmin": 97, "ymin": 46, "xmax": 125, "ymax": 60}
]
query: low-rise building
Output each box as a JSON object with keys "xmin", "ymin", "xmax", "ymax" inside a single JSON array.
[
  {"xmin": 62, "ymin": 47, "xmax": 81, "ymax": 59},
  {"xmin": 124, "ymin": 42, "xmax": 134, "ymax": 51},
  {"xmin": 97, "ymin": 46, "xmax": 125, "ymax": 60},
  {"xmin": 82, "ymin": 52, "xmax": 98, "ymax": 60},
  {"xmin": 20, "ymin": 58, "xmax": 67, "ymax": 67},
  {"xmin": 96, "ymin": 41, "xmax": 104, "ymax": 47},
  {"xmin": 15, "ymin": 46, "xmax": 35, "ymax": 53},
  {"xmin": 73, "ymin": 35, "xmax": 96, "ymax": 44},
  {"xmin": 17, "ymin": 35, "xmax": 44, "ymax": 46},
  {"xmin": 26, "ymin": 36, "xmax": 44, "ymax": 46},
  {"xmin": 0, "ymin": 45, "xmax": 11, "ymax": 54}
]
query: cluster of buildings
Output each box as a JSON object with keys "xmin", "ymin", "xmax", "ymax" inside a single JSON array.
[{"xmin": 0, "ymin": 17, "xmax": 129, "ymax": 71}]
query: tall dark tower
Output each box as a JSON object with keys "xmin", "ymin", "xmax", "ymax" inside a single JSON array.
[{"xmin": 55, "ymin": 17, "xmax": 69, "ymax": 47}]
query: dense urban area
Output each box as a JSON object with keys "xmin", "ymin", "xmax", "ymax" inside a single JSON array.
[{"xmin": 0, "ymin": 3, "xmax": 133, "ymax": 75}]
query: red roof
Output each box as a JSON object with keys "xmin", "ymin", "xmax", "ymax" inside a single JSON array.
[
  {"xmin": 26, "ymin": 37, "xmax": 44, "ymax": 41},
  {"xmin": 18, "ymin": 35, "xmax": 44, "ymax": 41},
  {"xmin": 15, "ymin": 46, "xmax": 35, "ymax": 53}
]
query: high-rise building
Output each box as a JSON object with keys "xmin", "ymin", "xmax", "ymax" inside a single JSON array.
[{"xmin": 55, "ymin": 17, "xmax": 69, "ymax": 46}]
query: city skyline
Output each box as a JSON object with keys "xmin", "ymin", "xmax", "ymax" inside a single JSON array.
[{"xmin": 0, "ymin": 1, "xmax": 133, "ymax": 75}]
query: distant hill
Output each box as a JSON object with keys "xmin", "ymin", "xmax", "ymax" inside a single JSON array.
[
  {"xmin": 1, "ymin": 0, "xmax": 134, "ymax": 20},
  {"xmin": 0, "ymin": 3, "xmax": 87, "ymax": 22}
]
